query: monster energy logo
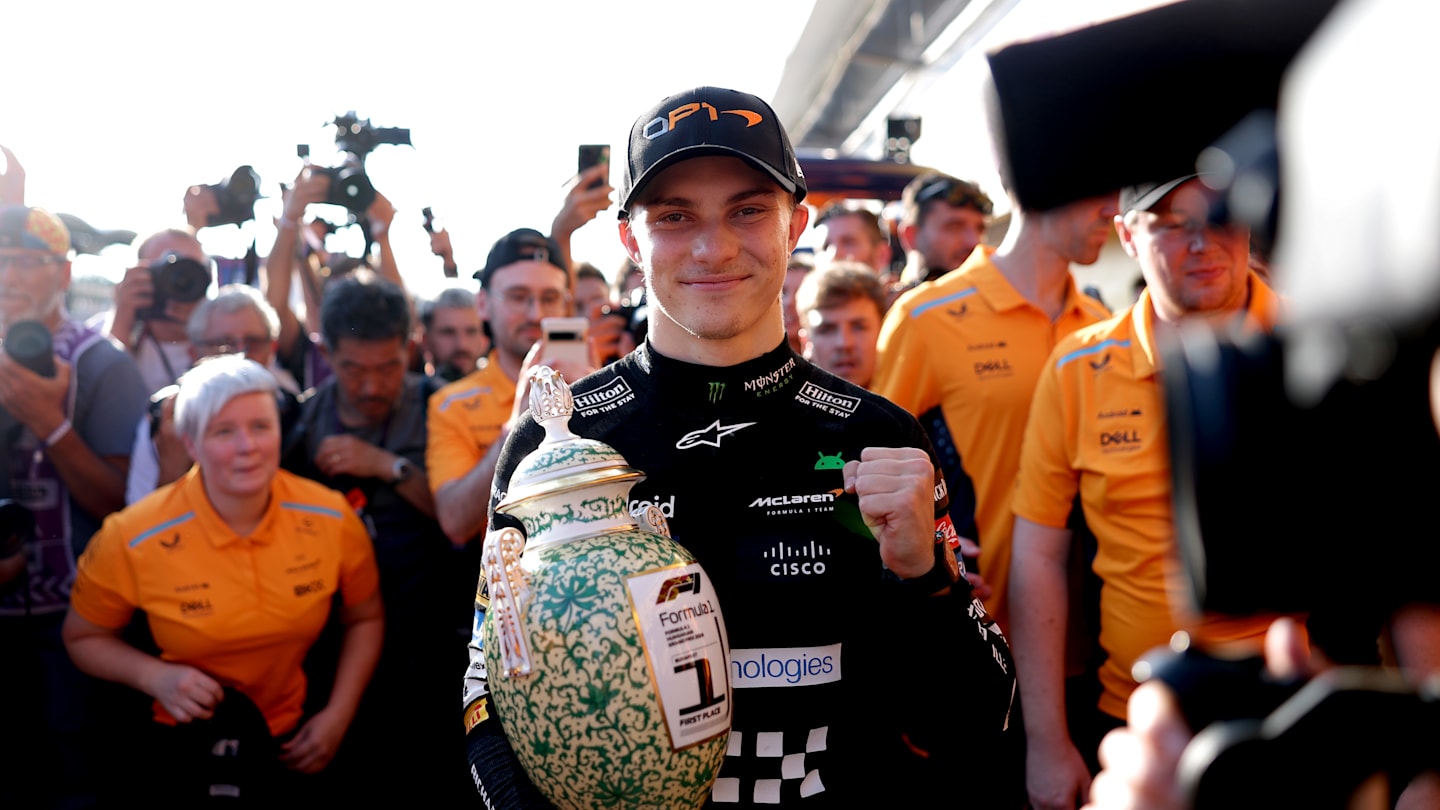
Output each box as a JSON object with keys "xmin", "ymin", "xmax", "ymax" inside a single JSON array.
[{"xmin": 707, "ymin": 382, "xmax": 725, "ymax": 403}]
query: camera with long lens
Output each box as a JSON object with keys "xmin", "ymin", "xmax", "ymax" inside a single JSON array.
[
  {"xmin": 984, "ymin": 0, "xmax": 1439, "ymax": 804},
  {"xmin": 297, "ymin": 112, "xmax": 411, "ymax": 214},
  {"xmin": 139, "ymin": 251, "xmax": 211, "ymax": 321},
  {"xmin": 202, "ymin": 165, "xmax": 263, "ymax": 228},
  {"xmin": 4, "ymin": 319, "xmax": 56, "ymax": 377}
]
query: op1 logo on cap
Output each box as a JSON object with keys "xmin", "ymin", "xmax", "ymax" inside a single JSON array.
[{"xmin": 619, "ymin": 87, "xmax": 807, "ymax": 216}]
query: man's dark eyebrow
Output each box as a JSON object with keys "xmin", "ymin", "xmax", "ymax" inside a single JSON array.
[{"xmin": 644, "ymin": 186, "xmax": 780, "ymax": 210}]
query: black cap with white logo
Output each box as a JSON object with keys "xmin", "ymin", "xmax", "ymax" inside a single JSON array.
[
  {"xmin": 619, "ymin": 86, "xmax": 807, "ymax": 216},
  {"xmin": 473, "ymin": 228, "xmax": 567, "ymax": 286}
]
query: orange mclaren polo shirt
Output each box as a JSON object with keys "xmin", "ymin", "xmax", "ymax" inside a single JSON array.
[
  {"xmin": 873, "ymin": 248, "xmax": 1110, "ymax": 631},
  {"xmin": 426, "ymin": 352, "xmax": 516, "ymax": 495},
  {"xmin": 70, "ymin": 467, "xmax": 379, "ymax": 736},
  {"xmin": 1013, "ymin": 274, "xmax": 1283, "ymax": 719}
]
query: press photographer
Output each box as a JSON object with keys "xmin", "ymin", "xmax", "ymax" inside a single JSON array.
[
  {"xmin": 296, "ymin": 112, "xmax": 411, "ymax": 249},
  {"xmin": 0, "ymin": 203, "xmax": 147, "ymax": 809},
  {"xmin": 101, "ymin": 227, "xmax": 214, "ymax": 394},
  {"xmin": 981, "ymin": 0, "xmax": 1440, "ymax": 807}
]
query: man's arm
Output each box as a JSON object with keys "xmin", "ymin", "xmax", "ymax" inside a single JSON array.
[
  {"xmin": 265, "ymin": 168, "xmax": 331, "ymax": 359},
  {"xmin": 1, "ymin": 144, "xmax": 25, "ymax": 205},
  {"xmin": 0, "ymin": 356, "xmax": 131, "ymax": 519},
  {"xmin": 549, "ymin": 164, "xmax": 613, "ymax": 285},
  {"xmin": 313, "ymin": 434, "xmax": 436, "ymax": 519},
  {"xmin": 435, "ymin": 427, "xmax": 509, "ymax": 547},
  {"xmin": 368, "ymin": 191, "xmax": 403, "ymax": 292},
  {"xmin": 1012, "ymin": 515, "xmax": 1092, "ymax": 810}
]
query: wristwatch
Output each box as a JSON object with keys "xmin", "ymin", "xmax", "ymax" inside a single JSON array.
[
  {"xmin": 897, "ymin": 540, "xmax": 961, "ymax": 597},
  {"xmin": 390, "ymin": 457, "xmax": 415, "ymax": 484}
]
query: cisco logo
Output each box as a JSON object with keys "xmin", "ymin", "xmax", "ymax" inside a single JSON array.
[{"xmin": 762, "ymin": 540, "xmax": 832, "ymax": 577}]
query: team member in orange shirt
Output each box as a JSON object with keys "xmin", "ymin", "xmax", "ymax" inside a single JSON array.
[
  {"xmin": 1009, "ymin": 176, "xmax": 1282, "ymax": 810},
  {"xmin": 873, "ymin": 191, "xmax": 1116, "ymax": 632},
  {"xmin": 62, "ymin": 355, "xmax": 383, "ymax": 803}
]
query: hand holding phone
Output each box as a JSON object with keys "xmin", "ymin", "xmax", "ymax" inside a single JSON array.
[
  {"xmin": 578, "ymin": 145, "xmax": 610, "ymax": 190},
  {"xmin": 540, "ymin": 316, "xmax": 591, "ymax": 369}
]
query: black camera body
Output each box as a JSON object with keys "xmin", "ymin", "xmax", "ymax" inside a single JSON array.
[
  {"xmin": 313, "ymin": 161, "xmax": 377, "ymax": 213},
  {"xmin": 296, "ymin": 113, "xmax": 411, "ymax": 215},
  {"xmin": 204, "ymin": 165, "xmax": 263, "ymax": 228},
  {"xmin": 139, "ymin": 252, "xmax": 211, "ymax": 321}
]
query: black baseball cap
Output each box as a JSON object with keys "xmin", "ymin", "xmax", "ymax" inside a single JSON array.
[
  {"xmin": 473, "ymin": 228, "xmax": 567, "ymax": 287},
  {"xmin": 1119, "ymin": 174, "xmax": 1201, "ymax": 213},
  {"xmin": 619, "ymin": 86, "xmax": 807, "ymax": 216}
]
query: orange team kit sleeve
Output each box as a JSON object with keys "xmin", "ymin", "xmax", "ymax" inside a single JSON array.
[{"xmin": 425, "ymin": 353, "xmax": 516, "ymax": 496}]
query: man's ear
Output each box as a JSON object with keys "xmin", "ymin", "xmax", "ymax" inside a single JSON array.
[
  {"xmin": 1114, "ymin": 214, "xmax": 1140, "ymax": 259},
  {"xmin": 897, "ymin": 221, "xmax": 919, "ymax": 252},
  {"xmin": 787, "ymin": 202, "xmax": 811, "ymax": 251},
  {"xmin": 619, "ymin": 219, "xmax": 643, "ymax": 266}
]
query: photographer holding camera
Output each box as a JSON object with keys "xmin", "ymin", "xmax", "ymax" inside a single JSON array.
[
  {"xmin": 265, "ymin": 164, "xmax": 405, "ymax": 395},
  {"xmin": 0, "ymin": 204, "xmax": 147, "ymax": 809},
  {"xmin": 102, "ymin": 227, "xmax": 214, "ymax": 395}
]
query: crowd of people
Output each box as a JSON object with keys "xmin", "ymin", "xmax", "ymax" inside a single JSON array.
[{"xmin": 1, "ymin": 61, "xmax": 1435, "ymax": 810}]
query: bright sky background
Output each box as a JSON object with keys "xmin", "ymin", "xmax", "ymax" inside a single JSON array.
[
  {"xmin": 3, "ymin": 0, "xmax": 1175, "ymax": 307},
  {"xmin": 2, "ymin": 0, "xmax": 819, "ymax": 303}
]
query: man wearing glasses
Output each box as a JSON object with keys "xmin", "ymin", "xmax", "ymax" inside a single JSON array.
[
  {"xmin": 124, "ymin": 284, "xmax": 302, "ymax": 503},
  {"xmin": 426, "ymin": 228, "xmax": 588, "ymax": 549},
  {"xmin": 894, "ymin": 172, "xmax": 995, "ymax": 295},
  {"xmin": 0, "ymin": 204, "xmax": 147, "ymax": 809}
]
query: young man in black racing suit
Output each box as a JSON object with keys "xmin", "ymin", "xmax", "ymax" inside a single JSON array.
[{"xmin": 462, "ymin": 86, "xmax": 1019, "ymax": 808}]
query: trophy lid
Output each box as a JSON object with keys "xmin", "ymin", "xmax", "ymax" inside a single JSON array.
[{"xmin": 496, "ymin": 366, "xmax": 644, "ymax": 516}]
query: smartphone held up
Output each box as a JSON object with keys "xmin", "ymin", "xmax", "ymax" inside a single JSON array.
[
  {"xmin": 541, "ymin": 316, "xmax": 590, "ymax": 370},
  {"xmin": 578, "ymin": 145, "xmax": 610, "ymax": 190}
]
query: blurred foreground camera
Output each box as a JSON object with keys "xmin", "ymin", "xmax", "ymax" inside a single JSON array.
[
  {"xmin": 139, "ymin": 252, "xmax": 211, "ymax": 321},
  {"xmin": 4, "ymin": 319, "xmax": 56, "ymax": 377},
  {"xmin": 1164, "ymin": 319, "xmax": 1440, "ymax": 617},
  {"xmin": 986, "ymin": 0, "xmax": 1440, "ymax": 804},
  {"xmin": 202, "ymin": 165, "xmax": 263, "ymax": 228}
]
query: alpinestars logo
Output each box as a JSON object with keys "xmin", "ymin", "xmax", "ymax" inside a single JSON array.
[{"xmin": 676, "ymin": 420, "xmax": 756, "ymax": 449}]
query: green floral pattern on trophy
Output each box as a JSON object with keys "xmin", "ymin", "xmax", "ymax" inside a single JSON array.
[
  {"xmin": 483, "ymin": 528, "xmax": 727, "ymax": 810},
  {"xmin": 519, "ymin": 493, "xmax": 630, "ymax": 538},
  {"xmin": 524, "ymin": 440, "xmax": 623, "ymax": 473}
]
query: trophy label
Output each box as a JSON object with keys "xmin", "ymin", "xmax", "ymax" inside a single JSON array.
[{"xmin": 627, "ymin": 563, "xmax": 732, "ymax": 750}]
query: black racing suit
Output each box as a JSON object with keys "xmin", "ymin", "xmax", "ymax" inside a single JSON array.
[{"xmin": 463, "ymin": 341, "xmax": 1017, "ymax": 807}]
